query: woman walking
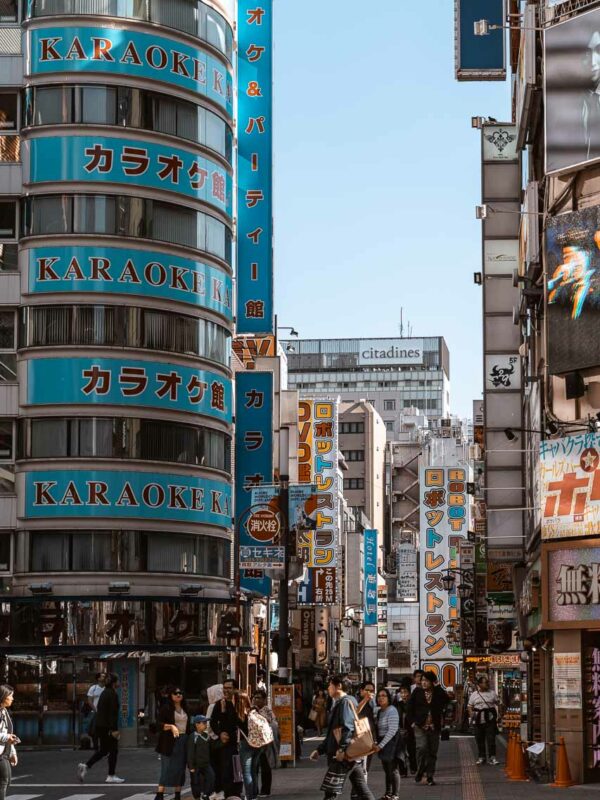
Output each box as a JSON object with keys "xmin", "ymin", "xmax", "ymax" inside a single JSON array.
[
  {"xmin": 154, "ymin": 686, "xmax": 191, "ymax": 800},
  {"xmin": 78, "ymin": 674, "xmax": 124, "ymax": 784},
  {"xmin": 311, "ymin": 688, "xmax": 328, "ymax": 736},
  {"xmin": 374, "ymin": 689, "xmax": 400, "ymax": 800},
  {"xmin": 467, "ymin": 675, "xmax": 500, "ymax": 765},
  {"xmin": 0, "ymin": 685, "xmax": 19, "ymax": 800}
]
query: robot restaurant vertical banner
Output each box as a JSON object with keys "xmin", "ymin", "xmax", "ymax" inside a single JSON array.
[{"xmin": 236, "ymin": 0, "xmax": 273, "ymax": 334}]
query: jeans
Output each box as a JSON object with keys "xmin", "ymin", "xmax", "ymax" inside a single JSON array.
[
  {"xmin": 324, "ymin": 759, "xmax": 375, "ymax": 800},
  {"xmin": 0, "ymin": 759, "xmax": 10, "ymax": 800},
  {"xmin": 191, "ymin": 765, "xmax": 216, "ymax": 799},
  {"xmin": 86, "ymin": 727, "xmax": 118, "ymax": 776},
  {"xmin": 414, "ymin": 727, "xmax": 440, "ymax": 780},
  {"xmin": 381, "ymin": 758, "xmax": 400, "ymax": 797},
  {"xmin": 475, "ymin": 721, "xmax": 497, "ymax": 758},
  {"xmin": 406, "ymin": 729, "xmax": 417, "ymax": 772},
  {"xmin": 239, "ymin": 739, "xmax": 263, "ymax": 799}
]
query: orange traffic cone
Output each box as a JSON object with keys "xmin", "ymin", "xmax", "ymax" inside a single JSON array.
[
  {"xmin": 505, "ymin": 732, "xmax": 515, "ymax": 777},
  {"xmin": 552, "ymin": 736, "xmax": 576, "ymax": 788},
  {"xmin": 509, "ymin": 735, "xmax": 528, "ymax": 781}
]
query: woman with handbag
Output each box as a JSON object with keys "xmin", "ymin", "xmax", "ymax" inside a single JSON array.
[
  {"xmin": 373, "ymin": 689, "xmax": 400, "ymax": 800},
  {"xmin": 238, "ymin": 690, "xmax": 273, "ymax": 800},
  {"xmin": 153, "ymin": 686, "xmax": 191, "ymax": 800},
  {"xmin": 467, "ymin": 676, "xmax": 500, "ymax": 765},
  {"xmin": 310, "ymin": 688, "xmax": 328, "ymax": 736}
]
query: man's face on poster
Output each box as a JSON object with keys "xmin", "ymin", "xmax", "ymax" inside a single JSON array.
[{"xmin": 586, "ymin": 31, "xmax": 600, "ymax": 87}]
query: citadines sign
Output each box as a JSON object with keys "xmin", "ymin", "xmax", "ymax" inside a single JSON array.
[{"xmin": 358, "ymin": 339, "xmax": 424, "ymax": 366}]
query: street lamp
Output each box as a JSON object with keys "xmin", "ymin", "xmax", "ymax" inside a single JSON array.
[
  {"xmin": 473, "ymin": 19, "xmax": 544, "ymax": 35},
  {"xmin": 441, "ymin": 567, "xmax": 476, "ymax": 652}
]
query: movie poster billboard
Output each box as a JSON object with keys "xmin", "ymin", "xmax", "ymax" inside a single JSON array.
[
  {"xmin": 541, "ymin": 433, "xmax": 600, "ymax": 540},
  {"xmin": 420, "ymin": 466, "xmax": 468, "ymax": 664},
  {"xmin": 545, "ymin": 6, "xmax": 600, "ymax": 173},
  {"xmin": 546, "ymin": 208, "xmax": 600, "ymax": 374}
]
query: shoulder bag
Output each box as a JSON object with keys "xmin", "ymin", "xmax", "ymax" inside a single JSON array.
[{"xmin": 333, "ymin": 699, "xmax": 374, "ymax": 761}]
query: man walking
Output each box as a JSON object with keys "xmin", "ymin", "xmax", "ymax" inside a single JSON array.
[
  {"xmin": 78, "ymin": 674, "xmax": 124, "ymax": 784},
  {"xmin": 309, "ymin": 676, "xmax": 375, "ymax": 800},
  {"xmin": 407, "ymin": 671, "xmax": 449, "ymax": 786}
]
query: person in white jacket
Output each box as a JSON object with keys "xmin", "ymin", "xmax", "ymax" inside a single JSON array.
[{"xmin": 0, "ymin": 685, "xmax": 19, "ymax": 800}]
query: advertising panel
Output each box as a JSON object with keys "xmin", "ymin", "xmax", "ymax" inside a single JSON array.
[
  {"xmin": 553, "ymin": 652, "xmax": 582, "ymax": 709},
  {"xmin": 455, "ymin": 0, "xmax": 506, "ymax": 81},
  {"xmin": 484, "ymin": 240, "xmax": 519, "ymax": 276},
  {"xmin": 545, "ymin": 7, "xmax": 600, "ymax": 174},
  {"xmin": 420, "ymin": 466, "xmax": 468, "ymax": 662},
  {"xmin": 297, "ymin": 399, "xmax": 339, "ymax": 605},
  {"xmin": 27, "ymin": 136, "xmax": 232, "ymax": 214},
  {"xmin": 358, "ymin": 338, "xmax": 423, "ymax": 367},
  {"xmin": 584, "ymin": 646, "xmax": 600, "ymax": 772},
  {"xmin": 546, "ymin": 543, "xmax": 600, "ymax": 625},
  {"xmin": 546, "ymin": 207, "xmax": 600, "ymax": 374},
  {"xmin": 363, "ymin": 529, "xmax": 378, "ymax": 626},
  {"xmin": 485, "ymin": 354, "xmax": 521, "ymax": 391},
  {"xmin": 234, "ymin": 371, "xmax": 273, "ymax": 594},
  {"xmin": 26, "ymin": 357, "xmax": 231, "ymax": 422},
  {"xmin": 24, "ymin": 469, "xmax": 231, "ymax": 527},
  {"xmin": 236, "ymin": 0, "xmax": 273, "ymax": 334},
  {"xmin": 27, "ymin": 26, "xmax": 233, "ymax": 114},
  {"xmin": 271, "ymin": 685, "xmax": 295, "ymax": 761},
  {"xmin": 239, "ymin": 485, "xmax": 283, "ymax": 569},
  {"xmin": 24, "ymin": 245, "xmax": 232, "ymax": 317},
  {"xmin": 396, "ymin": 543, "xmax": 418, "ymax": 602},
  {"xmin": 541, "ymin": 433, "xmax": 600, "ymax": 540}
]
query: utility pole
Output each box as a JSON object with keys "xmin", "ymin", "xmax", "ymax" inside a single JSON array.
[{"xmin": 277, "ymin": 474, "xmax": 290, "ymax": 682}]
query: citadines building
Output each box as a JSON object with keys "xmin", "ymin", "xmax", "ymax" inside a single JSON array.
[
  {"xmin": 0, "ymin": 0, "xmax": 244, "ymax": 745},
  {"xmin": 282, "ymin": 337, "xmax": 451, "ymax": 437}
]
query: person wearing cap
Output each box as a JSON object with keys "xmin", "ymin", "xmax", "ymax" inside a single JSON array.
[{"xmin": 187, "ymin": 715, "xmax": 215, "ymax": 800}]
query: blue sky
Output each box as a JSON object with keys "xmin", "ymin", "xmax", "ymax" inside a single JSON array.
[{"xmin": 273, "ymin": 0, "xmax": 510, "ymax": 418}]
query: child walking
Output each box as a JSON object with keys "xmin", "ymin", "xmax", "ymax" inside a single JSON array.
[{"xmin": 187, "ymin": 715, "xmax": 215, "ymax": 800}]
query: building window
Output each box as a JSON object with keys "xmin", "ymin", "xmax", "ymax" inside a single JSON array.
[
  {"xmin": 385, "ymin": 421, "xmax": 394, "ymax": 432},
  {"xmin": 0, "ymin": 310, "xmax": 16, "ymax": 385},
  {"xmin": 0, "ymin": 420, "xmax": 14, "ymax": 459},
  {"xmin": 26, "ymin": 0, "xmax": 234, "ymax": 61},
  {"xmin": 21, "ymin": 305, "xmax": 231, "ymax": 366},
  {"xmin": 0, "ymin": 201, "xmax": 16, "ymax": 239},
  {"xmin": 0, "ymin": 0, "xmax": 17, "ymax": 22},
  {"xmin": 346, "ymin": 478, "xmax": 364, "ymax": 490},
  {"xmin": 343, "ymin": 450, "xmax": 364, "ymax": 462},
  {"xmin": 383, "ymin": 399, "xmax": 396, "ymax": 411},
  {"xmin": 0, "ymin": 244, "xmax": 17, "ymax": 272},
  {"xmin": 28, "ymin": 530, "xmax": 230, "ymax": 576},
  {"xmin": 22, "ymin": 195, "xmax": 232, "ymax": 264},
  {"xmin": 340, "ymin": 421, "xmax": 364, "ymax": 434},
  {"xmin": 22, "ymin": 417, "xmax": 231, "ymax": 472},
  {"xmin": 0, "ymin": 533, "xmax": 10, "ymax": 571},
  {"xmin": 26, "ymin": 86, "xmax": 233, "ymax": 163}
]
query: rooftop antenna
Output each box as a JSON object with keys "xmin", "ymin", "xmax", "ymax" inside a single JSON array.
[{"xmin": 399, "ymin": 308, "xmax": 404, "ymax": 338}]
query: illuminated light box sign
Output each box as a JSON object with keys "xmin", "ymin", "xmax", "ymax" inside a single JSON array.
[
  {"xmin": 27, "ymin": 356, "xmax": 231, "ymax": 422},
  {"xmin": 236, "ymin": 0, "xmax": 273, "ymax": 334},
  {"xmin": 25, "ymin": 469, "xmax": 232, "ymax": 527},
  {"xmin": 25, "ymin": 245, "xmax": 232, "ymax": 317},
  {"xmin": 27, "ymin": 26, "xmax": 233, "ymax": 115},
  {"xmin": 27, "ymin": 136, "xmax": 232, "ymax": 214}
]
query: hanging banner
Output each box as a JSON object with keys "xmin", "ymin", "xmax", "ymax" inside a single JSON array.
[
  {"xmin": 235, "ymin": 371, "xmax": 273, "ymax": 593},
  {"xmin": 364, "ymin": 529, "xmax": 378, "ymax": 626},
  {"xmin": 27, "ymin": 135, "xmax": 232, "ymax": 214},
  {"xmin": 236, "ymin": 0, "xmax": 273, "ymax": 333},
  {"xmin": 396, "ymin": 543, "xmax": 418, "ymax": 602},
  {"xmin": 455, "ymin": 0, "xmax": 506, "ymax": 81},
  {"xmin": 27, "ymin": 26, "xmax": 233, "ymax": 114},
  {"xmin": 297, "ymin": 399, "xmax": 339, "ymax": 605},
  {"xmin": 26, "ymin": 356, "xmax": 231, "ymax": 422},
  {"xmin": 419, "ymin": 466, "xmax": 468, "ymax": 662}
]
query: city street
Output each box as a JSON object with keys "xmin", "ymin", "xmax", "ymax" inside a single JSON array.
[{"xmin": 4, "ymin": 736, "xmax": 596, "ymax": 800}]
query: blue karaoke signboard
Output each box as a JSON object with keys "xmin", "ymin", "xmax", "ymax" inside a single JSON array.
[
  {"xmin": 25, "ymin": 469, "xmax": 232, "ymax": 528},
  {"xmin": 27, "ymin": 357, "xmax": 232, "ymax": 422},
  {"xmin": 236, "ymin": 1, "xmax": 273, "ymax": 334},
  {"xmin": 25, "ymin": 245, "xmax": 232, "ymax": 318},
  {"xmin": 27, "ymin": 26, "xmax": 233, "ymax": 114},
  {"xmin": 27, "ymin": 135, "xmax": 232, "ymax": 213}
]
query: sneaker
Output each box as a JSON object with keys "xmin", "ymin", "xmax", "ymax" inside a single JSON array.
[
  {"xmin": 476, "ymin": 757, "xmax": 486, "ymax": 765},
  {"xmin": 415, "ymin": 773, "xmax": 423, "ymax": 783},
  {"xmin": 427, "ymin": 778, "xmax": 436, "ymax": 786},
  {"xmin": 208, "ymin": 795, "xmax": 219, "ymax": 800},
  {"xmin": 105, "ymin": 775, "xmax": 125, "ymax": 783},
  {"xmin": 77, "ymin": 763, "xmax": 87, "ymax": 783},
  {"xmin": 488, "ymin": 757, "xmax": 499, "ymax": 765},
  {"xmin": 215, "ymin": 793, "xmax": 225, "ymax": 800}
]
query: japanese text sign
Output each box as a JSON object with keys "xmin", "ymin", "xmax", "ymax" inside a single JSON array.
[
  {"xmin": 236, "ymin": 1, "xmax": 273, "ymax": 333},
  {"xmin": 419, "ymin": 466, "xmax": 468, "ymax": 662},
  {"xmin": 297, "ymin": 399, "xmax": 339, "ymax": 605},
  {"xmin": 24, "ymin": 469, "xmax": 232, "ymax": 528},
  {"xmin": 27, "ymin": 135, "xmax": 232, "ymax": 214},
  {"xmin": 540, "ymin": 433, "xmax": 600, "ymax": 540},
  {"xmin": 26, "ymin": 357, "xmax": 231, "ymax": 422},
  {"xmin": 364, "ymin": 529, "xmax": 378, "ymax": 626},
  {"xmin": 27, "ymin": 26, "xmax": 233, "ymax": 114},
  {"xmin": 235, "ymin": 371, "xmax": 273, "ymax": 593},
  {"xmin": 585, "ymin": 647, "xmax": 600, "ymax": 769},
  {"xmin": 25, "ymin": 245, "xmax": 233, "ymax": 318},
  {"xmin": 546, "ymin": 544, "xmax": 600, "ymax": 624}
]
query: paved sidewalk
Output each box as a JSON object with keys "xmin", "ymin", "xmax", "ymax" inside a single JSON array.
[{"xmin": 5, "ymin": 734, "xmax": 596, "ymax": 800}]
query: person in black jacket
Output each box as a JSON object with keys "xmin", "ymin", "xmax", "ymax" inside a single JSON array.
[
  {"xmin": 406, "ymin": 671, "xmax": 449, "ymax": 786},
  {"xmin": 394, "ymin": 683, "xmax": 413, "ymax": 777},
  {"xmin": 309, "ymin": 676, "xmax": 375, "ymax": 800},
  {"xmin": 154, "ymin": 686, "xmax": 191, "ymax": 800},
  {"xmin": 78, "ymin": 674, "xmax": 124, "ymax": 784}
]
